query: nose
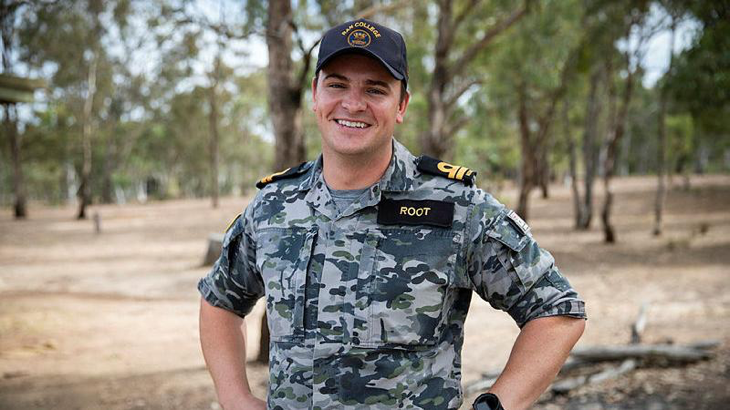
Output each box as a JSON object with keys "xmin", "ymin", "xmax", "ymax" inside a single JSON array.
[{"xmin": 341, "ymin": 89, "xmax": 366, "ymax": 112}]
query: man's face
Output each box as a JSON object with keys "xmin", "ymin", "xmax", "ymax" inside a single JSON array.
[{"xmin": 312, "ymin": 53, "xmax": 409, "ymax": 162}]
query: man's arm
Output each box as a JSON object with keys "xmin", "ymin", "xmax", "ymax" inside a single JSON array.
[
  {"xmin": 487, "ymin": 316, "xmax": 585, "ymax": 410},
  {"xmin": 199, "ymin": 298, "xmax": 265, "ymax": 410}
]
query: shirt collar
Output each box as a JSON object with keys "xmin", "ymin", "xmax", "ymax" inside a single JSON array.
[{"xmin": 297, "ymin": 137, "xmax": 418, "ymax": 194}]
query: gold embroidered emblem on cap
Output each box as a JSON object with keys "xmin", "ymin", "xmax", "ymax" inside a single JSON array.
[
  {"xmin": 399, "ymin": 206, "xmax": 431, "ymax": 217},
  {"xmin": 341, "ymin": 21, "xmax": 381, "ymax": 38},
  {"xmin": 347, "ymin": 29, "xmax": 371, "ymax": 47}
]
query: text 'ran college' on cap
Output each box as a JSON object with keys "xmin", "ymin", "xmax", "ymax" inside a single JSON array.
[{"xmin": 315, "ymin": 19, "xmax": 408, "ymax": 85}]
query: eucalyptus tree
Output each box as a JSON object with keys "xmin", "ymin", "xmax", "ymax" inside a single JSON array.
[
  {"xmin": 580, "ymin": 0, "xmax": 655, "ymax": 241},
  {"xmin": 17, "ymin": 0, "xmax": 132, "ymax": 218},
  {"xmin": 483, "ymin": 0, "xmax": 585, "ymax": 221},
  {"xmin": 1, "ymin": 0, "xmax": 28, "ymax": 218},
  {"xmin": 653, "ymin": 2, "xmax": 684, "ymax": 236},
  {"xmin": 419, "ymin": 0, "xmax": 530, "ymax": 160},
  {"xmin": 664, "ymin": 1, "xmax": 730, "ymax": 179}
]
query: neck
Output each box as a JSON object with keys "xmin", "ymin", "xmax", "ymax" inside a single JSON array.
[{"xmin": 322, "ymin": 144, "xmax": 393, "ymax": 190}]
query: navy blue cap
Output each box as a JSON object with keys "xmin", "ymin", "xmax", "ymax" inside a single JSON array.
[{"xmin": 316, "ymin": 19, "xmax": 408, "ymax": 85}]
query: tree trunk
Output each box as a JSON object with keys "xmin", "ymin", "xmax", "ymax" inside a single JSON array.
[
  {"xmin": 653, "ymin": 107, "xmax": 667, "ymax": 236},
  {"xmin": 77, "ymin": 52, "xmax": 98, "ymax": 220},
  {"xmin": 267, "ymin": 0, "xmax": 305, "ymax": 171},
  {"xmin": 421, "ymin": 0, "xmax": 453, "ymax": 159},
  {"xmin": 516, "ymin": 81, "xmax": 534, "ymax": 221},
  {"xmin": 2, "ymin": 4, "xmax": 26, "ymax": 218},
  {"xmin": 602, "ymin": 54, "xmax": 635, "ymax": 243},
  {"xmin": 514, "ymin": 43, "xmax": 575, "ymax": 221},
  {"xmin": 653, "ymin": 20, "xmax": 676, "ymax": 236},
  {"xmin": 100, "ymin": 131, "xmax": 118, "ymax": 204},
  {"xmin": 4, "ymin": 103, "xmax": 26, "ymax": 218},
  {"xmin": 538, "ymin": 146, "xmax": 550, "ymax": 199},
  {"xmin": 564, "ymin": 101, "xmax": 583, "ymax": 229},
  {"xmin": 420, "ymin": 0, "xmax": 528, "ymax": 159},
  {"xmin": 578, "ymin": 66, "xmax": 603, "ymax": 230},
  {"xmin": 208, "ymin": 55, "xmax": 221, "ymax": 208}
]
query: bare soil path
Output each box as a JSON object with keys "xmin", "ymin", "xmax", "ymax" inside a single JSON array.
[{"xmin": 1, "ymin": 175, "xmax": 728, "ymax": 409}]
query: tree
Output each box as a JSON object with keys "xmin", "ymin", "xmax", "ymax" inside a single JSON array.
[
  {"xmin": 484, "ymin": 0, "xmax": 584, "ymax": 221},
  {"xmin": 599, "ymin": 2, "xmax": 653, "ymax": 242},
  {"xmin": 419, "ymin": 0, "xmax": 529, "ymax": 160},
  {"xmin": 17, "ymin": 0, "xmax": 128, "ymax": 217},
  {"xmin": 77, "ymin": 29, "xmax": 100, "ymax": 219},
  {"xmin": 267, "ymin": 0, "xmax": 310, "ymax": 170},
  {"xmin": 1, "ymin": 0, "xmax": 28, "ymax": 218},
  {"xmin": 653, "ymin": 8, "xmax": 679, "ymax": 236},
  {"xmin": 665, "ymin": 0, "xmax": 730, "ymax": 175}
]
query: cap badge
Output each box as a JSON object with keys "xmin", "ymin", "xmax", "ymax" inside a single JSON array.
[{"xmin": 347, "ymin": 29, "xmax": 371, "ymax": 47}]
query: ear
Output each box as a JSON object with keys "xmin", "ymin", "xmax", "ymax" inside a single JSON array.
[
  {"xmin": 395, "ymin": 90, "xmax": 410, "ymax": 124},
  {"xmin": 311, "ymin": 76, "xmax": 319, "ymax": 112}
]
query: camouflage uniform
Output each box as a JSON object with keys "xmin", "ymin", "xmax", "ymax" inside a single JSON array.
[{"xmin": 198, "ymin": 139, "xmax": 586, "ymax": 409}]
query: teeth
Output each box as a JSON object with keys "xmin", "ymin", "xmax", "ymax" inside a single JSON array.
[{"xmin": 337, "ymin": 119, "xmax": 368, "ymax": 128}]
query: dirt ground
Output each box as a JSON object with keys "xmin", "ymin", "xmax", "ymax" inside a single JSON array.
[{"xmin": 1, "ymin": 175, "xmax": 728, "ymax": 410}]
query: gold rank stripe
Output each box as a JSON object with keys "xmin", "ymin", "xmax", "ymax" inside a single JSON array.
[
  {"xmin": 437, "ymin": 161, "xmax": 473, "ymax": 181},
  {"xmin": 258, "ymin": 167, "xmax": 291, "ymax": 186}
]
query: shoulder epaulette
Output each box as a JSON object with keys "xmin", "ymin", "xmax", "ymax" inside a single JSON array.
[
  {"xmin": 255, "ymin": 161, "xmax": 311, "ymax": 189},
  {"xmin": 225, "ymin": 213, "xmax": 242, "ymax": 233},
  {"xmin": 416, "ymin": 156, "xmax": 477, "ymax": 186}
]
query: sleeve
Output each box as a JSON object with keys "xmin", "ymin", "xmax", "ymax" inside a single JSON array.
[
  {"xmin": 465, "ymin": 193, "xmax": 586, "ymax": 328},
  {"xmin": 197, "ymin": 203, "xmax": 264, "ymax": 318}
]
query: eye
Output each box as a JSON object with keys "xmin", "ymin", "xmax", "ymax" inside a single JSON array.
[
  {"xmin": 327, "ymin": 82, "xmax": 346, "ymax": 89},
  {"xmin": 367, "ymin": 88, "xmax": 387, "ymax": 95}
]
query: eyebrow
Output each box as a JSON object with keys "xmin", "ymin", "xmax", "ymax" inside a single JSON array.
[{"xmin": 323, "ymin": 73, "xmax": 392, "ymax": 89}]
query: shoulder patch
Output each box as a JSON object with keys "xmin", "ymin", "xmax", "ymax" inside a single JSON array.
[
  {"xmin": 506, "ymin": 210, "xmax": 530, "ymax": 234},
  {"xmin": 255, "ymin": 162, "xmax": 311, "ymax": 189},
  {"xmin": 416, "ymin": 155, "xmax": 477, "ymax": 186}
]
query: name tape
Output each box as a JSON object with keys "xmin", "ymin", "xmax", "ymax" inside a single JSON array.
[{"xmin": 378, "ymin": 198, "xmax": 454, "ymax": 228}]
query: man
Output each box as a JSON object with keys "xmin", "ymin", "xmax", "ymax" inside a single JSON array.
[{"xmin": 198, "ymin": 19, "xmax": 586, "ymax": 410}]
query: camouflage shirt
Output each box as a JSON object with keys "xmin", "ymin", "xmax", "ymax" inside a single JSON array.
[{"xmin": 198, "ymin": 139, "xmax": 586, "ymax": 409}]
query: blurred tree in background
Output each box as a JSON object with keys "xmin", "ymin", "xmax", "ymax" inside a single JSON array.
[{"xmin": 0, "ymin": 0, "xmax": 727, "ymax": 232}]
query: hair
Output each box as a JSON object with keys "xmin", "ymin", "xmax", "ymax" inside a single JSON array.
[{"xmin": 314, "ymin": 72, "xmax": 409, "ymax": 105}]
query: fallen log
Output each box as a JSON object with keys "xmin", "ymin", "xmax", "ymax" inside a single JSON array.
[
  {"xmin": 571, "ymin": 343, "xmax": 714, "ymax": 363},
  {"xmin": 687, "ymin": 340, "xmax": 721, "ymax": 350},
  {"xmin": 557, "ymin": 357, "xmax": 592, "ymax": 374},
  {"xmin": 552, "ymin": 359, "xmax": 637, "ymax": 394}
]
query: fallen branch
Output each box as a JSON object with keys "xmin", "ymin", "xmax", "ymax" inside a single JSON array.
[
  {"xmin": 571, "ymin": 343, "xmax": 714, "ymax": 363},
  {"xmin": 687, "ymin": 340, "xmax": 721, "ymax": 350},
  {"xmin": 557, "ymin": 357, "xmax": 592, "ymax": 374},
  {"xmin": 552, "ymin": 359, "xmax": 637, "ymax": 394}
]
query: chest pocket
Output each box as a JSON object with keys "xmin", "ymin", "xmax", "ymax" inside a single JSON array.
[
  {"xmin": 256, "ymin": 227, "xmax": 316, "ymax": 342},
  {"xmin": 355, "ymin": 228, "xmax": 456, "ymax": 347}
]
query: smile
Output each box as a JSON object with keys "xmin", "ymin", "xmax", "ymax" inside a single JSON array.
[{"xmin": 335, "ymin": 119, "xmax": 370, "ymax": 129}]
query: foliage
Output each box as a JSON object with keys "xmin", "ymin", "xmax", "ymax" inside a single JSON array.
[{"xmin": 1, "ymin": 0, "xmax": 728, "ymax": 211}]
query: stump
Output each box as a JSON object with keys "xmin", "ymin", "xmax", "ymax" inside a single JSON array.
[{"xmin": 202, "ymin": 233, "xmax": 225, "ymax": 266}]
